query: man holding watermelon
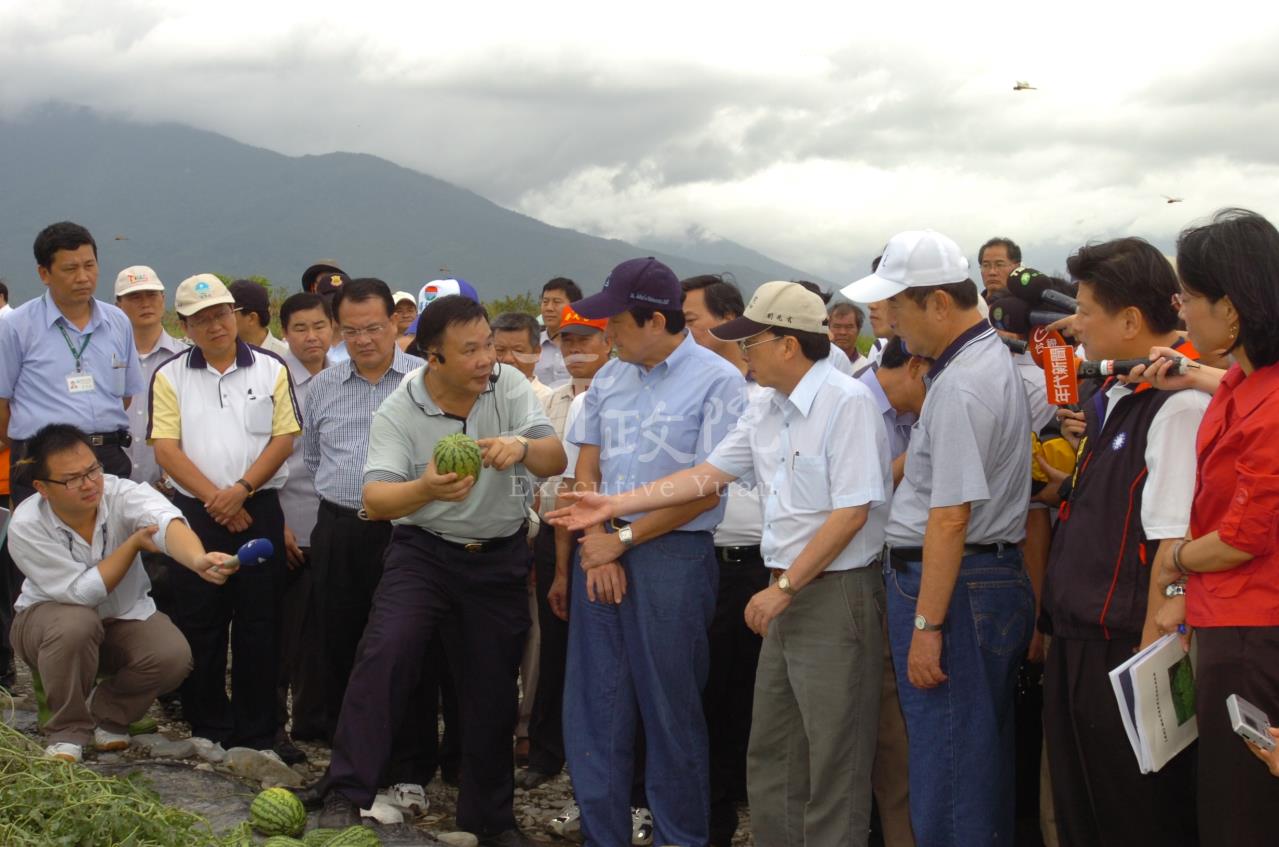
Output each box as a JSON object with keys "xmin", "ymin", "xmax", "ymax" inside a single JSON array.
[{"xmin": 309, "ymin": 294, "xmax": 565, "ymax": 847}]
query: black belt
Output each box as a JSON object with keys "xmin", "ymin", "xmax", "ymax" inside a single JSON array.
[
  {"xmin": 425, "ymin": 524, "xmax": 527, "ymax": 554},
  {"xmin": 716, "ymin": 545, "xmax": 761, "ymax": 564},
  {"xmin": 884, "ymin": 542, "xmax": 1008, "ymax": 571},
  {"xmin": 320, "ymin": 499, "xmax": 364, "ymax": 520},
  {"xmin": 87, "ymin": 430, "xmax": 131, "ymax": 448}
]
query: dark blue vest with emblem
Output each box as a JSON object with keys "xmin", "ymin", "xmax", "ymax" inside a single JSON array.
[{"xmin": 1041, "ymin": 381, "xmax": 1181, "ymax": 641}]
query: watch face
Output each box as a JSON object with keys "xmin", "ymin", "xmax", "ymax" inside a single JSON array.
[{"xmin": 914, "ymin": 615, "xmax": 926, "ymax": 630}]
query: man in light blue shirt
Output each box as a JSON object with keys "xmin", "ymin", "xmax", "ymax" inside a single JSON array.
[
  {"xmin": 0, "ymin": 223, "xmax": 144, "ymax": 502},
  {"xmin": 563, "ymin": 258, "xmax": 745, "ymax": 847}
]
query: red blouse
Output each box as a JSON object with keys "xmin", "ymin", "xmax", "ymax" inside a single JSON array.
[{"xmin": 1187, "ymin": 361, "xmax": 1279, "ymax": 627}]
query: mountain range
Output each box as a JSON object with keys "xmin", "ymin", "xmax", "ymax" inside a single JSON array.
[{"xmin": 0, "ymin": 105, "xmax": 827, "ymax": 306}]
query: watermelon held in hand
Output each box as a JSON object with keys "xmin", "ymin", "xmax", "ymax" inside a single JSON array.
[
  {"xmin": 433, "ymin": 432, "xmax": 483, "ymax": 481},
  {"xmin": 250, "ymin": 787, "xmax": 307, "ymax": 837}
]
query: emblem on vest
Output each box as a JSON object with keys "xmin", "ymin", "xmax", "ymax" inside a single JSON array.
[{"xmin": 1111, "ymin": 432, "xmax": 1128, "ymax": 451}]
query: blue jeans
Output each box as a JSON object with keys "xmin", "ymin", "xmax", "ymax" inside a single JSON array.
[
  {"xmin": 885, "ymin": 549, "xmax": 1034, "ymax": 847},
  {"xmin": 564, "ymin": 531, "xmax": 718, "ymax": 847}
]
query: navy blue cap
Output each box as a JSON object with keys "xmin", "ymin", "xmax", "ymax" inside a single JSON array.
[{"xmin": 572, "ymin": 257, "xmax": 682, "ymax": 319}]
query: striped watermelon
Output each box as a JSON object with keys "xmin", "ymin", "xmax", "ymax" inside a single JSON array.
[
  {"xmin": 433, "ymin": 432, "xmax": 483, "ymax": 481},
  {"xmin": 301, "ymin": 830, "xmax": 343, "ymax": 846},
  {"xmin": 249, "ymin": 787, "xmax": 307, "ymax": 837},
  {"xmin": 326, "ymin": 825, "xmax": 383, "ymax": 846},
  {"xmin": 263, "ymin": 838, "xmax": 306, "ymax": 847}
]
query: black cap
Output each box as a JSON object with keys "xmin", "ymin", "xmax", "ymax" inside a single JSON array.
[{"xmin": 302, "ymin": 261, "xmax": 345, "ymax": 293}]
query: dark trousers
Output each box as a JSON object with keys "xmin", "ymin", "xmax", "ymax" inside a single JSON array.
[
  {"xmin": 1193, "ymin": 626, "xmax": 1279, "ymax": 847},
  {"xmin": 528, "ymin": 522, "xmax": 570, "ymax": 775},
  {"xmin": 170, "ymin": 490, "xmax": 286, "ymax": 749},
  {"xmin": 325, "ymin": 524, "xmax": 531, "ymax": 835},
  {"xmin": 310, "ymin": 500, "xmax": 393, "ymax": 740},
  {"xmin": 277, "ymin": 546, "xmax": 327, "ymax": 739},
  {"xmin": 704, "ymin": 545, "xmax": 768, "ymax": 847},
  {"xmin": 1043, "ymin": 635, "xmax": 1197, "ymax": 847},
  {"xmin": 1, "ymin": 440, "xmax": 130, "ymax": 683}
]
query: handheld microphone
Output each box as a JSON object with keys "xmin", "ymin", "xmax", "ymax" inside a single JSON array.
[
  {"xmin": 226, "ymin": 538, "xmax": 273, "ymax": 569},
  {"xmin": 989, "ymin": 297, "xmax": 1030, "ymax": 333},
  {"xmin": 1008, "ymin": 270, "xmax": 1058, "ymax": 306},
  {"xmin": 1076, "ymin": 358, "xmax": 1195, "ymax": 379},
  {"xmin": 1041, "ymin": 288, "xmax": 1079, "ymax": 313},
  {"xmin": 1000, "ymin": 336, "xmax": 1028, "ymax": 355},
  {"xmin": 1029, "ymin": 308, "xmax": 1073, "ymax": 328}
]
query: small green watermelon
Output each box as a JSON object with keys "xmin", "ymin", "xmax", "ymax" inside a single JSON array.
[
  {"xmin": 249, "ymin": 787, "xmax": 307, "ymax": 837},
  {"xmin": 326, "ymin": 825, "xmax": 383, "ymax": 846},
  {"xmin": 433, "ymin": 432, "xmax": 483, "ymax": 481}
]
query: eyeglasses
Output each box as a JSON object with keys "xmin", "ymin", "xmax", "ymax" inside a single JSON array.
[
  {"xmin": 738, "ymin": 334, "xmax": 785, "ymax": 354},
  {"xmin": 186, "ymin": 306, "xmax": 234, "ymax": 328},
  {"xmin": 340, "ymin": 323, "xmax": 390, "ymax": 340},
  {"xmin": 41, "ymin": 463, "xmax": 104, "ymax": 489},
  {"xmin": 979, "ymin": 260, "xmax": 1014, "ymax": 272},
  {"xmin": 1171, "ymin": 292, "xmax": 1184, "ymax": 311}
]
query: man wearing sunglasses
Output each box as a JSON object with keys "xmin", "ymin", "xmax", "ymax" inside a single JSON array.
[{"xmin": 6, "ymin": 424, "xmax": 234, "ymax": 763}]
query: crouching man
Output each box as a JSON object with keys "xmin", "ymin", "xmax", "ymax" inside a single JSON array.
[{"xmin": 6, "ymin": 424, "xmax": 234, "ymax": 762}]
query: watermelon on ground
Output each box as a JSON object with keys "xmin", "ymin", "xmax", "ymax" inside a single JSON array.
[
  {"xmin": 433, "ymin": 432, "xmax": 483, "ymax": 481},
  {"xmin": 301, "ymin": 830, "xmax": 343, "ymax": 846},
  {"xmin": 326, "ymin": 825, "xmax": 383, "ymax": 846},
  {"xmin": 249, "ymin": 787, "xmax": 307, "ymax": 837}
]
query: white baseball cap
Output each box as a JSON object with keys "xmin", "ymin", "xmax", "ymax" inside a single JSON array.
[
  {"xmin": 114, "ymin": 265, "xmax": 165, "ymax": 297},
  {"xmin": 710, "ymin": 281, "xmax": 829, "ymax": 341},
  {"xmin": 392, "ymin": 290, "xmax": 417, "ymax": 307},
  {"xmin": 174, "ymin": 274, "xmax": 236, "ymax": 317},
  {"xmin": 841, "ymin": 230, "xmax": 970, "ymax": 303}
]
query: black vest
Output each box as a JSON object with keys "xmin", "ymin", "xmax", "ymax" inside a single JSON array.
[{"xmin": 1041, "ymin": 382, "xmax": 1180, "ymax": 640}]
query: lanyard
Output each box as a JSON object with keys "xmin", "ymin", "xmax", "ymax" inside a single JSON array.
[{"xmin": 57, "ymin": 323, "xmax": 93, "ymax": 373}]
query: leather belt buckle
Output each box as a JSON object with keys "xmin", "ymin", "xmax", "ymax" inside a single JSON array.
[
  {"xmin": 721, "ymin": 546, "xmax": 743, "ymax": 563},
  {"xmin": 88, "ymin": 434, "xmax": 105, "ymax": 447},
  {"xmin": 464, "ymin": 542, "xmax": 484, "ymax": 553}
]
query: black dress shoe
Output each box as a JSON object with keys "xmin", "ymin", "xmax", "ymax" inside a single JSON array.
[
  {"xmin": 291, "ymin": 782, "xmax": 326, "ymax": 810},
  {"xmin": 515, "ymin": 769, "xmax": 555, "ymax": 790},
  {"xmin": 317, "ymin": 791, "xmax": 361, "ymax": 829},
  {"xmin": 273, "ymin": 735, "xmax": 308, "ymax": 766},
  {"xmin": 478, "ymin": 828, "xmax": 539, "ymax": 847}
]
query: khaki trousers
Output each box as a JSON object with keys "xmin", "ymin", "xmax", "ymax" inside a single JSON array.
[
  {"xmin": 12, "ymin": 603, "xmax": 192, "ymax": 745},
  {"xmin": 747, "ymin": 567, "xmax": 883, "ymax": 847}
]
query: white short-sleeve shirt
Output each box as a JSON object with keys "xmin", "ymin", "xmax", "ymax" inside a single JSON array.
[{"xmin": 707, "ymin": 358, "xmax": 891, "ymax": 571}]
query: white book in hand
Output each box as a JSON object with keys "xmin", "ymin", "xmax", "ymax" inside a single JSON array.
[{"xmin": 1109, "ymin": 632, "xmax": 1198, "ymax": 774}]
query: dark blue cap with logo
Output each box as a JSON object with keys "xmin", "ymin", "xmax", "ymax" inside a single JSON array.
[{"xmin": 572, "ymin": 257, "xmax": 682, "ymax": 319}]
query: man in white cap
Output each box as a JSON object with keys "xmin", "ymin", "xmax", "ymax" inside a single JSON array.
[
  {"xmin": 114, "ymin": 266, "xmax": 186, "ymax": 489},
  {"xmin": 551, "ymin": 280, "xmax": 891, "ymax": 847},
  {"xmin": 149, "ymin": 273, "xmax": 301, "ymax": 751},
  {"xmin": 842, "ymin": 231, "xmax": 1034, "ymax": 847},
  {"xmin": 391, "ymin": 291, "xmax": 418, "ymax": 337}
]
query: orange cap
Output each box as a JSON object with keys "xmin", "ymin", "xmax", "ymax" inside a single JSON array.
[{"xmin": 559, "ymin": 304, "xmax": 609, "ymax": 335}]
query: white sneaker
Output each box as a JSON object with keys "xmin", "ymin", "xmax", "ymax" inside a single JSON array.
[
  {"xmin": 631, "ymin": 806, "xmax": 654, "ymax": 846},
  {"xmin": 386, "ymin": 783, "xmax": 429, "ymax": 816},
  {"xmin": 360, "ymin": 793, "xmax": 405, "ymax": 825},
  {"xmin": 93, "ymin": 727, "xmax": 130, "ymax": 752},
  {"xmin": 548, "ymin": 802, "xmax": 583, "ymax": 841},
  {"xmin": 46, "ymin": 742, "xmax": 83, "ymax": 763}
]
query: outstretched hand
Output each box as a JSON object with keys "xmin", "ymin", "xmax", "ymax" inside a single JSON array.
[{"xmin": 546, "ymin": 490, "xmax": 617, "ymax": 532}]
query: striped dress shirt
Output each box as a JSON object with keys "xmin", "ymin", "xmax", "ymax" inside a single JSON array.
[{"xmin": 303, "ymin": 348, "xmax": 424, "ymax": 510}]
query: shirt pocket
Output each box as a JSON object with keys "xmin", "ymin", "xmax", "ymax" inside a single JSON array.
[
  {"xmin": 788, "ymin": 456, "xmax": 831, "ymax": 511},
  {"xmin": 244, "ymin": 395, "xmax": 275, "ymax": 436}
]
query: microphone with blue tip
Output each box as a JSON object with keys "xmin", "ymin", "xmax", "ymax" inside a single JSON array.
[{"xmin": 213, "ymin": 538, "xmax": 274, "ymax": 575}]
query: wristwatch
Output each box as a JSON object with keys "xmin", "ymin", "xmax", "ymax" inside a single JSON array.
[
  {"xmin": 914, "ymin": 613, "xmax": 943, "ymax": 632},
  {"xmin": 1164, "ymin": 582, "xmax": 1187, "ymax": 598},
  {"xmin": 776, "ymin": 573, "xmax": 798, "ymax": 596},
  {"xmin": 514, "ymin": 435, "xmax": 530, "ymax": 462},
  {"xmin": 235, "ymin": 478, "xmax": 255, "ymax": 497},
  {"xmin": 617, "ymin": 525, "xmax": 635, "ymax": 549}
]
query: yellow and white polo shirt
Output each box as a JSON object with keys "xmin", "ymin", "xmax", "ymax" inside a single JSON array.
[{"xmin": 148, "ymin": 341, "xmax": 302, "ymax": 496}]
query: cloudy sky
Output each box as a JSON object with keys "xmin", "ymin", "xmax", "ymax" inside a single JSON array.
[{"xmin": 3, "ymin": 0, "xmax": 1279, "ymax": 280}]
